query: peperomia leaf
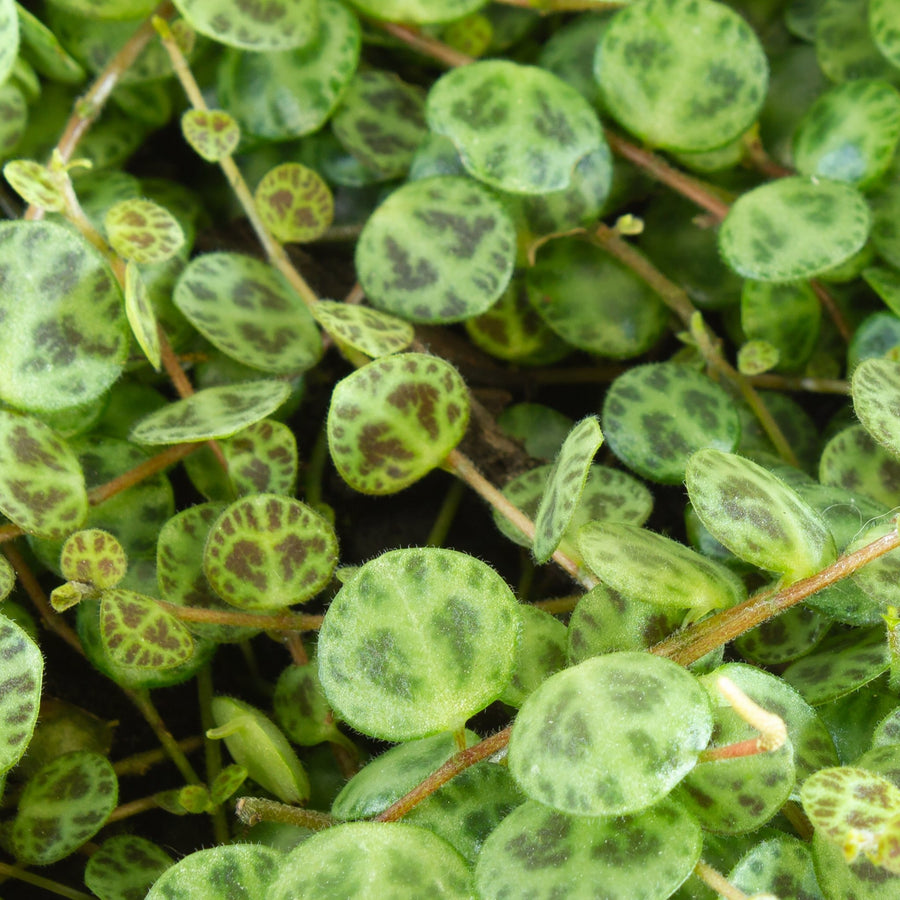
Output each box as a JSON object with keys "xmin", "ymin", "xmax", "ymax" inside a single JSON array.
[
  {"xmin": 331, "ymin": 730, "xmax": 480, "ymax": 821},
  {"xmin": 355, "ymin": 175, "xmax": 515, "ymax": 324},
  {"xmin": 0, "ymin": 220, "xmax": 129, "ymax": 414},
  {"xmin": 813, "ymin": 829, "xmax": 900, "ymax": 900},
  {"xmin": 475, "ymin": 798, "xmax": 702, "ymax": 900},
  {"xmin": 0, "ymin": 555, "xmax": 13, "ymax": 601},
  {"xmin": 99, "ymin": 589, "xmax": 194, "ymax": 669},
  {"xmin": 180, "ymin": 109, "xmax": 240, "ymax": 162},
  {"xmin": 0, "ymin": 0, "xmax": 18, "ymax": 86},
  {"xmin": 344, "ymin": 0, "xmax": 486, "ymax": 24},
  {"xmin": 85, "ymin": 835, "xmax": 173, "ymax": 900},
  {"xmin": 146, "ymin": 845, "xmax": 282, "ymax": 900},
  {"xmin": 216, "ymin": 0, "xmax": 361, "ymax": 142},
  {"xmin": 595, "ymin": 0, "xmax": 767, "ymax": 152},
  {"xmin": 272, "ymin": 821, "xmax": 473, "ymax": 900},
  {"xmin": 311, "ymin": 301, "xmax": 414, "ymax": 359},
  {"xmin": 718, "ymin": 176, "xmax": 871, "ymax": 281},
  {"xmin": 273, "ymin": 662, "xmax": 348, "ymax": 748},
  {"xmin": 203, "ymin": 493, "xmax": 338, "ymax": 611},
  {"xmin": 427, "ymin": 60, "xmax": 603, "ymax": 194},
  {"xmin": 820, "ymin": 424, "xmax": 900, "ymax": 507},
  {"xmin": 317, "ymin": 547, "xmax": 520, "ymax": 741},
  {"xmin": 734, "ymin": 604, "xmax": 830, "ymax": 665},
  {"xmin": 222, "ymin": 419, "xmax": 298, "ymax": 497},
  {"xmin": 686, "ymin": 448, "xmax": 836, "ymax": 581},
  {"xmin": 60, "ymin": 528, "xmax": 127, "ymax": 590},
  {"xmin": 728, "ymin": 836, "xmax": 823, "ymax": 900},
  {"xmin": 846, "ymin": 520, "xmax": 900, "ymax": 615},
  {"xmin": 508, "ymin": 652, "xmax": 713, "ymax": 817},
  {"xmin": 171, "ymin": 0, "xmax": 317, "ymax": 50},
  {"xmin": 578, "ymin": 522, "xmax": 747, "ymax": 616},
  {"xmin": 532, "ymin": 416, "xmax": 603, "ymax": 564},
  {"xmin": 852, "ymin": 357, "xmax": 900, "ymax": 459},
  {"xmin": 254, "ymin": 163, "xmax": 333, "ymax": 244},
  {"xmin": 0, "ymin": 410, "xmax": 88, "ymax": 539},
  {"xmin": 872, "ymin": 0, "xmax": 900, "ymax": 70},
  {"xmin": 5, "ymin": 750, "xmax": 117, "ymax": 864},
  {"xmin": 104, "ymin": 199, "xmax": 184, "ymax": 265},
  {"xmin": 15, "ymin": 3, "xmax": 85, "ymax": 84},
  {"xmin": 0, "ymin": 614, "xmax": 42, "ymax": 775},
  {"xmin": 332, "ymin": 70, "xmax": 426, "ymax": 179},
  {"xmin": 130, "ymin": 380, "xmax": 291, "ymax": 444},
  {"xmin": 498, "ymin": 604, "xmax": 567, "ymax": 708},
  {"xmin": 793, "ymin": 79, "xmax": 900, "ymax": 188},
  {"xmin": 124, "ymin": 261, "xmax": 161, "ymax": 370},
  {"xmin": 816, "ymin": 0, "xmax": 895, "ymax": 83},
  {"xmin": 3, "ymin": 159, "xmax": 65, "ymax": 211},
  {"xmin": 209, "ymin": 696, "xmax": 310, "ymax": 804},
  {"xmin": 601, "ymin": 362, "xmax": 741, "ymax": 485},
  {"xmin": 327, "ymin": 353, "xmax": 469, "ymax": 494},
  {"xmin": 173, "ymin": 252, "xmax": 322, "ymax": 374}
]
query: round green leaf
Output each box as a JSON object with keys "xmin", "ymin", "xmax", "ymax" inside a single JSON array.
[
  {"xmin": 532, "ymin": 416, "xmax": 603, "ymax": 564},
  {"xmin": 99, "ymin": 589, "xmax": 194, "ymax": 669},
  {"xmin": 223, "ymin": 418, "xmax": 298, "ymax": 497},
  {"xmin": 526, "ymin": 237, "xmax": 668, "ymax": 358},
  {"xmin": 813, "ymin": 830, "xmax": 900, "ymax": 900},
  {"xmin": 475, "ymin": 798, "xmax": 702, "ymax": 900},
  {"xmin": 853, "ymin": 357, "xmax": 900, "ymax": 459},
  {"xmin": 331, "ymin": 730, "xmax": 480, "ymax": 821},
  {"xmin": 3, "ymin": 159, "xmax": 65, "ymax": 212},
  {"xmin": 498, "ymin": 604, "xmax": 567, "ymax": 708},
  {"xmin": 356, "ymin": 176, "xmax": 515, "ymax": 324},
  {"xmin": 180, "ymin": 109, "xmax": 240, "ymax": 162},
  {"xmin": 0, "ymin": 555, "xmax": 13, "ymax": 601},
  {"xmin": 85, "ymin": 835, "xmax": 173, "ymax": 900},
  {"xmin": 0, "ymin": 410, "xmax": 88, "ymax": 539},
  {"xmin": 130, "ymin": 380, "xmax": 291, "ymax": 444},
  {"xmin": 327, "ymin": 353, "xmax": 470, "ymax": 494},
  {"xmin": 820, "ymin": 424, "xmax": 900, "ymax": 508},
  {"xmin": 172, "ymin": 0, "xmax": 317, "ymax": 50},
  {"xmin": 311, "ymin": 301, "xmax": 414, "ymax": 359},
  {"xmin": 274, "ymin": 662, "xmax": 345, "ymax": 748},
  {"xmin": 0, "ymin": 220, "xmax": 129, "ymax": 413},
  {"xmin": 209, "ymin": 696, "xmax": 309, "ymax": 804},
  {"xmin": 272, "ymin": 822, "xmax": 473, "ymax": 900},
  {"xmin": 728, "ymin": 836, "xmax": 823, "ymax": 900},
  {"xmin": 845, "ymin": 520, "xmax": 900, "ymax": 616},
  {"xmin": 793, "ymin": 79, "xmax": 900, "ymax": 188},
  {"xmin": 427, "ymin": 60, "xmax": 603, "ymax": 194},
  {"xmin": 509, "ymin": 652, "xmax": 713, "ymax": 817},
  {"xmin": 741, "ymin": 280, "xmax": 821, "ymax": 373},
  {"xmin": 124, "ymin": 261, "xmax": 161, "ymax": 370},
  {"xmin": 344, "ymin": 0, "xmax": 486, "ymax": 25},
  {"xmin": 7, "ymin": 750, "xmax": 117, "ymax": 864},
  {"xmin": 147, "ymin": 845, "xmax": 282, "ymax": 900},
  {"xmin": 15, "ymin": 4, "xmax": 85, "ymax": 83},
  {"xmin": 686, "ymin": 449, "xmax": 836, "ymax": 581},
  {"xmin": 0, "ymin": 614, "xmax": 42, "ymax": 775},
  {"xmin": 0, "ymin": 0, "xmax": 18, "ymax": 86},
  {"xmin": 718, "ymin": 176, "xmax": 871, "ymax": 281},
  {"xmin": 203, "ymin": 493, "xmax": 338, "ymax": 611},
  {"xmin": 734, "ymin": 604, "xmax": 830, "ymax": 665},
  {"xmin": 254, "ymin": 163, "xmax": 333, "ymax": 244},
  {"xmin": 872, "ymin": 0, "xmax": 900, "ymax": 70},
  {"xmin": 60, "ymin": 528, "xmax": 127, "ymax": 590},
  {"xmin": 817, "ymin": 0, "xmax": 896, "ymax": 83},
  {"xmin": 317, "ymin": 547, "xmax": 521, "ymax": 741},
  {"xmin": 578, "ymin": 522, "xmax": 747, "ymax": 615},
  {"xmin": 332, "ymin": 70, "xmax": 426, "ymax": 179},
  {"xmin": 105, "ymin": 198, "xmax": 184, "ymax": 265},
  {"xmin": 216, "ymin": 0, "xmax": 360, "ymax": 141},
  {"xmin": 595, "ymin": 0, "xmax": 767, "ymax": 152},
  {"xmin": 0, "ymin": 82, "xmax": 27, "ymax": 161},
  {"xmin": 173, "ymin": 252, "xmax": 322, "ymax": 374},
  {"xmin": 601, "ymin": 362, "xmax": 741, "ymax": 485},
  {"xmin": 497, "ymin": 403, "xmax": 574, "ymax": 462}
]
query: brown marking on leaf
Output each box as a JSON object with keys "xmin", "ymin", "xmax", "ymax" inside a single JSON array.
[
  {"xmin": 9, "ymin": 425, "xmax": 67, "ymax": 471},
  {"xmin": 358, "ymin": 422, "xmax": 415, "ymax": 473},
  {"xmin": 267, "ymin": 188, "xmax": 293, "ymax": 218},
  {"xmin": 224, "ymin": 540, "xmax": 268, "ymax": 590},
  {"xmin": 387, "ymin": 382, "xmax": 440, "ymax": 439}
]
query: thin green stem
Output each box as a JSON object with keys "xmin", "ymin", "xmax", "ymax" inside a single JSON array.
[
  {"xmin": 426, "ymin": 479, "xmax": 465, "ymax": 547},
  {"xmin": 692, "ymin": 861, "xmax": 757, "ymax": 900},
  {"xmin": 371, "ymin": 19, "xmax": 475, "ymax": 67},
  {"xmin": 197, "ymin": 665, "xmax": 229, "ymax": 844},
  {"xmin": 0, "ymin": 862, "xmax": 93, "ymax": 900},
  {"xmin": 113, "ymin": 736, "xmax": 204, "ymax": 777},
  {"xmin": 303, "ymin": 421, "xmax": 330, "ymax": 510},
  {"xmin": 153, "ymin": 597, "xmax": 323, "ymax": 632}
]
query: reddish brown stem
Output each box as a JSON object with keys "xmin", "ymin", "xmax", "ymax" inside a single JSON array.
[
  {"xmin": 699, "ymin": 737, "xmax": 765, "ymax": 762},
  {"xmin": 373, "ymin": 20, "xmax": 475, "ymax": 67}
]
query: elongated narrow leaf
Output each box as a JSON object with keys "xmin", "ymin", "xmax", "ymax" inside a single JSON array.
[{"xmin": 311, "ymin": 301, "xmax": 414, "ymax": 359}]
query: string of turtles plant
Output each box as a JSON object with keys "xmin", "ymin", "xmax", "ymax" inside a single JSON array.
[{"xmin": 5, "ymin": 0, "xmax": 900, "ymax": 898}]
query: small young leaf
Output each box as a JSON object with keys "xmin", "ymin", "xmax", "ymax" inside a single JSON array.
[
  {"xmin": 0, "ymin": 410, "xmax": 88, "ymax": 540},
  {"xmin": 317, "ymin": 547, "xmax": 520, "ymax": 741},
  {"xmin": 99, "ymin": 589, "xmax": 194, "ymax": 669},
  {"xmin": 311, "ymin": 300, "xmax": 414, "ymax": 358},
  {"xmin": 130, "ymin": 380, "xmax": 291, "ymax": 444},
  {"xmin": 104, "ymin": 198, "xmax": 184, "ymax": 265},
  {"xmin": 0, "ymin": 554, "xmax": 13, "ymax": 601},
  {"xmin": 209, "ymin": 764, "xmax": 247, "ymax": 805},
  {"xmin": 0, "ymin": 614, "xmax": 42, "ymax": 775},
  {"xmin": 203, "ymin": 493, "xmax": 338, "ymax": 611},
  {"xmin": 578, "ymin": 522, "xmax": 747, "ymax": 616},
  {"xmin": 427, "ymin": 60, "xmax": 603, "ymax": 194},
  {"xmin": 171, "ymin": 0, "xmax": 317, "ymax": 50},
  {"xmin": 254, "ymin": 162, "xmax": 333, "ymax": 243},
  {"xmin": 476, "ymin": 799, "xmax": 702, "ymax": 900},
  {"xmin": 85, "ymin": 835, "xmax": 173, "ymax": 900},
  {"xmin": 595, "ymin": 0, "xmax": 768, "ymax": 152},
  {"xmin": 852, "ymin": 357, "xmax": 900, "ymax": 459},
  {"xmin": 327, "ymin": 353, "xmax": 469, "ymax": 494},
  {"xmin": 508, "ymin": 652, "xmax": 713, "ymax": 817},
  {"xmin": 532, "ymin": 416, "xmax": 603, "ymax": 564},
  {"xmin": 180, "ymin": 108, "xmax": 240, "ymax": 162},
  {"xmin": 6, "ymin": 750, "xmax": 117, "ymax": 865},
  {"xmin": 272, "ymin": 822, "xmax": 473, "ymax": 900},
  {"xmin": 223, "ymin": 419, "xmax": 298, "ymax": 498},
  {"xmin": 719, "ymin": 176, "xmax": 871, "ymax": 281},
  {"xmin": 124, "ymin": 261, "xmax": 161, "ymax": 370},
  {"xmin": 602, "ymin": 362, "xmax": 741, "ymax": 485},
  {"xmin": 209, "ymin": 696, "xmax": 310, "ymax": 804},
  {"xmin": 686, "ymin": 448, "xmax": 837, "ymax": 581},
  {"xmin": 3, "ymin": 159, "xmax": 65, "ymax": 211},
  {"xmin": 274, "ymin": 662, "xmax": 346, "ymax": 747},
  {"xmin": 60, "ymin": 528, "xmax": 127, "ymax": 590},
  {"xmin": 146, "ymin": 845, "xmax": 282, "ymax": 900},
  {"xmin": 355, "ymin": 175, "xmax": 515, "ymax": 324},
  {"xmin": 741, "ymin": 280, "xmax": 821, "ymax": 373}
]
